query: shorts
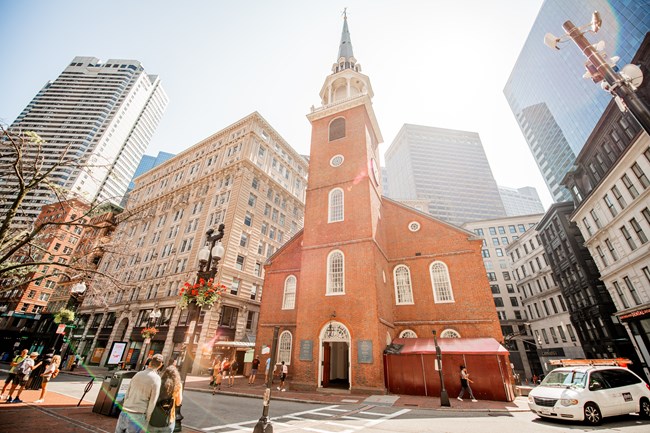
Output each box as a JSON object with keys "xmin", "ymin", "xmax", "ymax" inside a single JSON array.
[
  {"xmin": 4, "ymin": 373, "xmax": 15, "ymax": 384},
  {"xmin": 280, "ymin": 373, "xmax": 287, "ymax": 381},
  {"xmin": 251, "ymin": 369, "xmax": 258, "ymax": 375},
  {"xmin": 12, "ymin": 375, "xmax": 28, "ymax": 386}
]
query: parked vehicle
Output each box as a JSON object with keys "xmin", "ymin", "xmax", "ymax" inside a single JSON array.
[{"xmin": 528, "ymin": 359, "xmax": 650, "ymax": 425}]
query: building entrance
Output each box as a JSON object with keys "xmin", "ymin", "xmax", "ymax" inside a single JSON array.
[{"xmin": 319, "ymin": 321, "xmax": 350, "ymax": 389}]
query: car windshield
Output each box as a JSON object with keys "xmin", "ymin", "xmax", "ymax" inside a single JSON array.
[{"xmin": 540, "ymin": 370, "xmax": 587, "ymax": 388}]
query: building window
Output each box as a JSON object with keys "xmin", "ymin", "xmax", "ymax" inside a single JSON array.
[
  {"xmin": 240, "ymin": 233, "xmax": 248, "ymax": 248},
  {"xmin": 490, "ymin": 284, "xmax": 500, "ymax": 294},
  {"xmin": 510, "ymin": 297, "xmax": 519, "ymax": 307},
  {"xmin": 399, "ymin": 329, "xmax": 417, "ymax": 338},
  {"xmin": 631, "ymin": 162, "xmax": 650, "ymax": 189},
  {"xmin": 440, "ymin": 329, "xmax": 461, "ymax": 338},
  {"xmin": 603, "ymin": 194, "xmax": 617, "ymax": 217},
  {"xmin": 282, "ymin": 275, "xmax": 296, "ymax": 310},
  {"xmin": 596, "ymin": 245, "xmax": 609, "ymax": 267},
  {"xmin": 620, "ymin": 225, "xmax": 637, "ymax": 250},
  {"xmin": 612, "ymin": 281, "xmax": 630, "ymax": 309},
  {"xmin": 219, "ymin": 306, "xmax": 238, "ymax": 328},
  {"xmin": 327, "ymin": 250, "xmax": 345, "ymax": 295},
  {"xmin": 430, "ymin": 261, "xmax": 454, "ymax": 303},
  {"xmin": 621, "ymin": 174, "xmax": 639, "ymax": 199},
  {"xmin": 629, "ymin": 218, "xmax": 648, "ymax": 244},
  {"xmin": 611, "ymin": 185, "xmax": 627, "ymax": 209},
  {"xmin": 623, "ymin": 276, "xmax": 642, "ymax": 305},
  {"xmin": 590, "ymin": 209, "xmax": 602, "ymax": 228},
  {"xmin": 231, "ymin": 277, "xmax": 241, "ymax": 295},
  {"xmin": 582, "ymin": 217, "xmax": 593, "ymax": 236},
  {"xmin": 605, "ymin": 238, "xmax": 619, "ymax": 260},
  {"xmin": 329, "ymin": 117, "xmax": 345, "ymax": 141},
  {"xmin": 557, "ymin": 326, "xmax": 567, "ymax": 342},
  {"xmin": 494, "ymin": 297, "xmax": 504, "ymax": 307},
  {"xmin": 549, "ymin": 327, "xmax": 559, "ymax": 344},
  {"xmin": 566, "ymin": 324, "xmax": 577, "ymax": 342},
  {"xmin": 328, "ymin": 188, "xmax": 344, "ymax": 223},
  {"xmin": 244, "ymin": 212, "xmax": 253, "ymax": 227},
  {"xmin": 394, "ymin": 265, "xmax": 414, "ymax": 305},
  {"xmin": 248, "ymin": 194, "xmax": 257, "ymax": 207},
  {"xmin": 246, "ymin": 311, "xmax": 256, "ymax": 331},
  {"xmin": 278, "ymin": 331, "xmax": 292, "ymax": 365},
  {"xmin": 235, "ymin": 255, "xmax": 245, "ymax": 271}
]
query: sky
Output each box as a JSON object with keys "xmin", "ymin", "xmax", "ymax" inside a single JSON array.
[{"xmin": 0, "ymin": 0, "xmax": 553, "ymax": 207}]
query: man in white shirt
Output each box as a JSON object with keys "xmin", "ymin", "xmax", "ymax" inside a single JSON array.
[{"xmin": 115, "ymin": 353, "xmax": 163, "ymax": 433}]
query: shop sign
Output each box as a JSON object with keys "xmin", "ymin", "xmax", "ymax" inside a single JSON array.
[{"xmin": 619, "ymin": 308, "xmax": 650, "ymax": 322}]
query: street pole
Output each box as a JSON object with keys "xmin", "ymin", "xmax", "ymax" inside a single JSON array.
[
  {"xmin": 562, "ymin": 20, "xmax": 650, "ymax": 134},
  {"xmin": 175, "ymin": 224, "xmax": 225, "ymax": 433},
  {"xmin": 253, "ymin": 326, "xmax": 280, "ymax": 433},
  {"xmin": 433, "ymin": 330, "xmax": 450, "ymax": 407}
]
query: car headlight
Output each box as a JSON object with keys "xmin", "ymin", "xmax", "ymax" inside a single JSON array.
[
  {"xmin": 528, "ymin": 396, "xmax": 534, "ymax": 403},
  {"xmin": 560, "ymin": 399, "xmax": 579, "ymax": 406}
]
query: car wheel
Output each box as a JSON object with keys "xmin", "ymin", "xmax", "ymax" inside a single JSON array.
[
  {"xmin": 584, "ymin": 402, "xmax": 602, "ymax": 426},
  {"xmin": 640, "ymin": 398, "xmax": 650, "ymax": 419}
]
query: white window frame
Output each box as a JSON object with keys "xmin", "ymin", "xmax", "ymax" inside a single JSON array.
[
  {"xmin": 328, "ymin": 188, "xmax": 344, "ymax": 223},
  {"xmin": 393, "ymin": 265, "xmax": 414, "ymax": 305},
  {"xmin": 399, "ymin": 329, "xmax": 417, "ymax": 338},
  {"xmin": 282, "ymin": 275, "xmax": 297, "ymax": 310},
  {"xmin": 326, "ymin": 250, "xmax": 345, "ymax": 295},
  {"xmin": 440, "ymin": 329, "xmax": 461, "ymax": 338},
  {"xmin": 430, "ymin": 261, "xmax": 455, "ymax": 303},
  {"xmin": 278, "ymin": 330, "xmax": 292, "ymax": 365}
]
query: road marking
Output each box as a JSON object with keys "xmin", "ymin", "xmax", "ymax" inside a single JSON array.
[{"xmin": 200, "ymin": 405, "xmax": 411, "ymax": 433}]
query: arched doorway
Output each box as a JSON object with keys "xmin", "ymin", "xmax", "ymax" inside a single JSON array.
[{"xmin": 318, "ymin": 321, "xmax": 350, "ymax": 389}]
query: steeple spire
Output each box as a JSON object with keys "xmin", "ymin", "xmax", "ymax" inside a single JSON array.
[
  {"xmin": 333, "ymin": 9, "xmax": 360, "ymax": 74},
  {"xmin": 338, "ymin": 8, "xmax": 354, "ymax": 61}
]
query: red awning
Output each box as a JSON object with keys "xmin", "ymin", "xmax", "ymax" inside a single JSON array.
[{"xmin": 392, "ymin": 337, "xmax": 508, "ymax": 355}]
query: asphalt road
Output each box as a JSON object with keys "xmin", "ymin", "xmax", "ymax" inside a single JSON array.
[{"xmin": 11, "ymin": 373, "xmax": 650, "ymax": 433}]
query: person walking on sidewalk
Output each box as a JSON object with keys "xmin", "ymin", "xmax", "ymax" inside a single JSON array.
[
  {"xmin": 276, "ymin": 361, "xmax": 288, "ymax": 392},
  {"xmin": 147, "ymin": 364, "xmax": 182, "ymax": 433},
  {"xmin": 249, "ymin": 355, "xmax": 260, "ymax": 385},
  {"xmin": 1, "ymin": 349, "xmax": 28, "ymax": 399},
  {"xmin": 115, "ymin": 353, "xmax": 163, "ymax": 433},
  {"xmin": 211, "ymin": 358, "xmax": 223, "ymax": 394},
  {"xmin": 228, "ymin": 358, "xmax": 238, "ymax": 387},
  {"xmin": 457, "ymin": 365, "xmax": 478, "ymax": 402},
  {"xmin": 220, "ymin": 357, "xmax": 231, "ymax": 387},
  {"xmin": 34, "ymin": 354, "xmax": 61, "ymax": 403},
  {"xmin": 5, "ymin": 351, "xmax": 40, "ymax": 403}
]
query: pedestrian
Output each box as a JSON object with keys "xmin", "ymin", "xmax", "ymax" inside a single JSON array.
[
  {"xmin": 5, "ymin": 351, "xmax": 40, "ymax": 403},
  {"xmin": 220, "ymin": 357, "xmax": 231, "ymax": 387},
  {"xmin": 249, "ymin": 355, "xmax": 260, "ymax": 385},
  {"xmin": 0, "ymin": 349, "xmax": 28, "ymax": 399},
  {"xmin": 211, "ymin": 358, "xmax": 223, "ymax": 394},
  {"xmin": 27, "ymin": 350, "xmax": 52, "ymax": 390},
  {"xmin": 264, "ymin": 356, "xmax": 271, "ymax": 384},
  {"xmin": 276, "ymin": 361, "xmax": 288, "ymax": 392},
  {"xmin": 457, "ymin": 365, "xmax": 477, "ymax": 402},
  {"xmin": 228, "ymin": 358, "xmax": 238, "ymax": 387},
  {"xmin": 34, "ymin": 354, "xmax": 61, "ymax": 403},
  {"xmin": 147, "ymin": 364, "xmax": 183, "ymax": 433},
  {"xmin": 114, "ymin": 353, "xmax": 163, "ymax": 433}
]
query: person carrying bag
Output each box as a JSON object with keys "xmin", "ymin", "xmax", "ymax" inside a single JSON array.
[{"xmin": 148, "ymin": 365, "xmax": 183, "ymax": 433}]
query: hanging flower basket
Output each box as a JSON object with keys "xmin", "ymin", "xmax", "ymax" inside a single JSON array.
[
  {"xmin": 178, "ymin": 278, "xmax": 226, "ymax": 309},
  {"xmin": 141, "ymin": 326, "xmax": 159, "ymax": 340},
  {"xmin": 54, "ymin": 308, "xmax": 75, "ymax": 324}
]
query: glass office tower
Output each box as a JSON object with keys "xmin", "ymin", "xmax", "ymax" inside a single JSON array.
[{"xmin": 504, "ymin": 0, "xmax": 650, "ymax": 202}]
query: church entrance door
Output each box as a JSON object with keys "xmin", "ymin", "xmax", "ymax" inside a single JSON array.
[{"xmin": 319, "ymin": 321, "xmax": 350, "ymax": 389}]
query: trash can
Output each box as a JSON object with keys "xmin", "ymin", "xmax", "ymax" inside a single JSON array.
[{"xmin": 92, "ymin": 370, "xmax": 137, "ymax": 417}]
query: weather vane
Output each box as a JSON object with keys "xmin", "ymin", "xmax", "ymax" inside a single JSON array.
[{"xmin": 342, "ymin": 7, "xmax": 347, "ymax": 19}]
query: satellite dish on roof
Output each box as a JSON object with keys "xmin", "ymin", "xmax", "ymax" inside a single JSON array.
[{"xmin": 620, "ymin": 64, "xmax": 644, "ymax": 89}]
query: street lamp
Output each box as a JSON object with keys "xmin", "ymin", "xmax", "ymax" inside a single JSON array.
[
  {"xmin": 544, "ymin": 10, "xmax": 650, "ymax": 134},
  {"xmin": 432, "ymin": 330, "xmax": 450, "ymax": 407},
  {"xmin": 175, "ymin": 223, "xmax": 225, "ymax": 432}
]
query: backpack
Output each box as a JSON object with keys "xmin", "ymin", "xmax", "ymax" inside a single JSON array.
[
  {"xmin": 149, "ymin": 394, "xmax": 174, "ymax": 427},
  {"xmin": 16, "ymin": 358, "xmax": 31, "ymax": 379}
]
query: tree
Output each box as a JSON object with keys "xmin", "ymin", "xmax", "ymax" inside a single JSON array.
[{"xmin": 0, "ymin": 125, "xmax": 142, "ymax": 300}]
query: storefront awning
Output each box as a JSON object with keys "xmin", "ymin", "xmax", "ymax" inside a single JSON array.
[
  {"xmin": 392, "ymin": 337, "xmax": 508, "ymax": 355},
  {"xmin": 213, "ymin": 341, "xmax": 255, "ymax": 348}
]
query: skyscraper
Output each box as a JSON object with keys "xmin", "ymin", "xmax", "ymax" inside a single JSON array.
[
  {"xmin": 385, "ymin": 124, "xmax": 506, "ymax": 226},
  {"xmin": 1, "ymin": 56, "xmax": 168, "ymax": 225},
  {"xmin": 498, "ymin": 185, "xmax": 545, "ymax": 216},
  {"xmin": 504, "ymin": 0, "xmax": 650, "ymax": 201}
]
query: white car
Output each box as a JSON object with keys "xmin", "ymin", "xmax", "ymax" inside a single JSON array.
[{"xmin": 528, "ymin": 365, "xmax": 650, "ymax": 425}]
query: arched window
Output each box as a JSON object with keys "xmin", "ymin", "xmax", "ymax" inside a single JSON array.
[
  {"xmin": 399, "ymin": 329, "xmax": 417, "ymax": 338},
  {"xmin": 327, "ymin": 250, "xmax": 345, "ymax": 295},
  {"xmin": 430, "ymin": 261, "xmax": 455, "ymax": 303},
  {"xmin": 328, "ymin": 188, "xmax": 344, "ymax": 223},
  {"xmin": 282, "ymin": 275, "xmax": 296, "ymax": 310},
  {"xmin": 440, "ymin": 329, "xmax": 461, "ymax": 338},
  {"xmin": 394, "ymin": 265, "xmax": 414, "ymax": 304},
  {"xmin": 278, "ymin": 331, "xmax": 292, "ymax": 365},
  {"xmin": 329, "ymin": 117, "xmax": 345, "ymax": 141}
]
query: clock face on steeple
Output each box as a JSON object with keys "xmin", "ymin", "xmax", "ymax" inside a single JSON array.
[{"xmin": 370, "ymin": 158, "xmax": 380, "ymax": 186}]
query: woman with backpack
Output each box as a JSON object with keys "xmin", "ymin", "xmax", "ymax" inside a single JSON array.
[
  {"xmin": 34, "ymin": 354, "xmax": 61, "ymax": 403},
  {"xmin": 147, "ymin": 364, "xmax": 183, "ymax": 433}
]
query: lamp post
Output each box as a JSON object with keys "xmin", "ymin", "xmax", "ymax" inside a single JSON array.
[
  {"xmin": 253, "ymin": 326, "xmax": 280, "ymax": 433},
  {"xmin": 432, "ymin": 330, "xmax": 450, "ymax": 407},
  {"xmin": 175, "ymin": 223, "xmax": 225, "ymax": 432},
  {"xmin": 136, "ymin": 307, "xmax": 161, "ymax": 370},
  {"xmin": 544, "ymin": 11, "xmax": 650, "ymax": 134}
]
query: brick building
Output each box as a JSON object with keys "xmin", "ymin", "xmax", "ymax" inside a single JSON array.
[{"xmin": 256, "ymin": 16, "xmax": 503, "ymax": 393}]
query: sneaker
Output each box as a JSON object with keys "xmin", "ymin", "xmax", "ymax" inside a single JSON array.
[
  {"xmin": 34, "ymin": 399, "xmax": 44, "ymax": 403},
  {"xmin": 457, "ymin": 397, "xmax": 463, "ymax": 401},
  {"xmin": 5, "ymin": 397, "xmax": 13, "ymax": 403},
  {"xmin": 11, "ymin": 398, "xmax": 22, "ymax": 403},
  {"xmin": 471, "ymin": 399, "xmax": 478, "ymax": 403},
  {"xmin": 281, "ymin": 388, "xmax": 286, "ymax": 392}
]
